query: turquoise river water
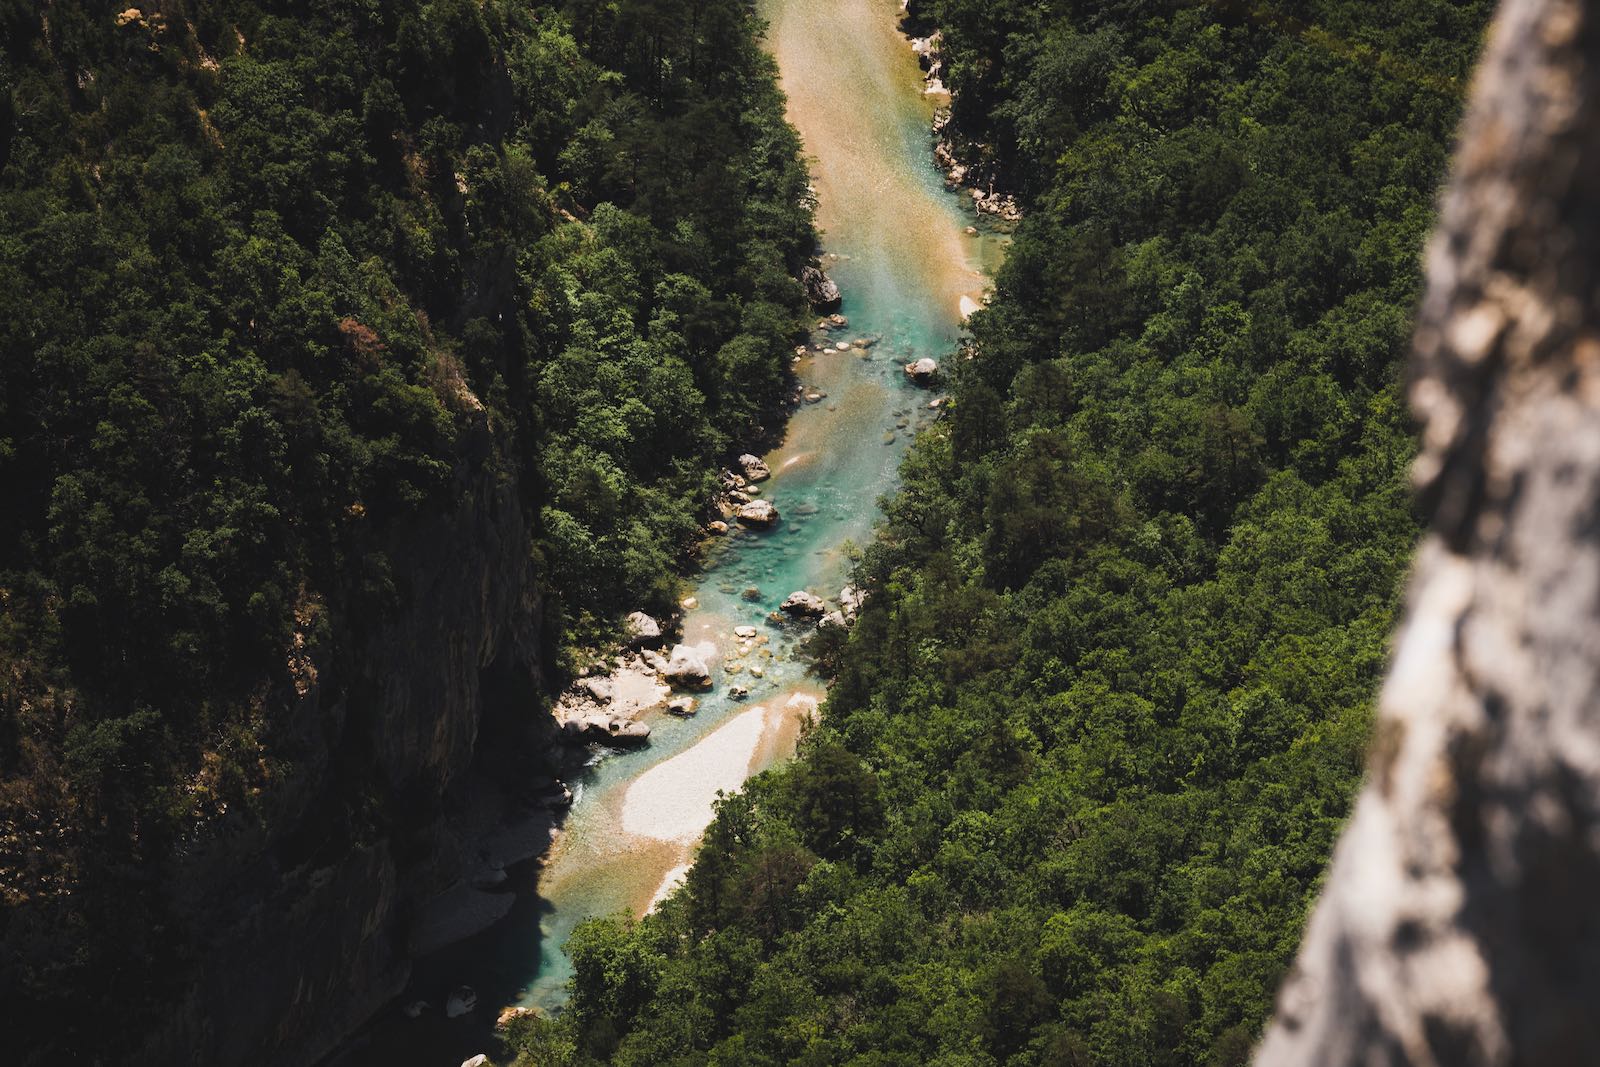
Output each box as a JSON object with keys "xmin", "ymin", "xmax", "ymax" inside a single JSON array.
[{"xmin": 346, "ymin": 1, "xmax": 1002, "ymax": 1061}]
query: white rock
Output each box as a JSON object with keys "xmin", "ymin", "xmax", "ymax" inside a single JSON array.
[
  {"xmin": 737, "ymin": 499, "xmax": 779, "ymax": 527},
  {"xmin": 781, "ymin": 591, "xmax": 828, "ymax": 617},
  {"xmin": 738, "ymin": 453, "xmax": 772, "ymax": 482},
  {"xmin": 905, "ymin": 357, "xmax": 939, "ymax": 383},
  {"xmin": 625, "ymin": 611, "xmax": 662, "ymax": 645},
  {"xmin": 665, "ymin": 643, "xmax": 714, "ymax": 688},
  {"xmin": 461, "ymin": 1056, "xmax": 489, "ymax": 1067}
]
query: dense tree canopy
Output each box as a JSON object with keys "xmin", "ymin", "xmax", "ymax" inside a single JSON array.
[
  {"xmin": 533, "ymin": 1, "xmax": 1493, "ymax": 1065},
  {"xmin": 0, "ymin": 0, "xmax": 811, "ymax": 1057}
]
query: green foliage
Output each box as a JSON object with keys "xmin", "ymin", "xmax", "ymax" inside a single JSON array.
[
  {"xmin": 558, "ymin": 1, "xmax": 1490, "ymax": 1065},
  {"xmin": 0, "ymin": 0, "xmax": 810, "ymax": 1058}
]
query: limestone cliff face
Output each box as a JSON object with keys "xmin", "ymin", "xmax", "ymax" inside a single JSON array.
[
  {"xmin": 128, "ymin": 405, "xmax": 551, "ymax": 1067},
  {"xmin": 1257, "ymin": 1, "xmax": 1600, "ymax": 1063}
]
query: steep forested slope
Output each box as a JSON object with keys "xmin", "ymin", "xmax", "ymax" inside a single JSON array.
[
  {"xmin": 538, "ymin": 2, "xmax": 1492, "ymax": 1065},
  {"xmin": 0, "ymin": 1, "xmax": 810, "ymax": 1062}
]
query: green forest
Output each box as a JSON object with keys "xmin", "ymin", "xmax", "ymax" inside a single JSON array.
[
  {"xmin": 516, "ymin": 1, "xmax": 1495, "ymax": 1065},
  {"xmin": 0, "ymin": 0, "xmax": 811, "ymax": 1056}
]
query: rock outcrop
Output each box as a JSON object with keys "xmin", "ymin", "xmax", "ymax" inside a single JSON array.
[
  {"xmin": 801, "ymin": 265, "xmax": 842, "ymax": 311},
  {"xmin": 1258, "ymin": 3, "xmax": 1600, "ymax": 1063},
  {"xmin": 624, "ymin": 611, "xmax": 662, "ymax": 646}
]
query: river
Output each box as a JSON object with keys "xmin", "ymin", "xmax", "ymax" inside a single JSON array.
[{"xmin": 346, "ymin": 1, "xmax": 1001, "ymax": 1061}]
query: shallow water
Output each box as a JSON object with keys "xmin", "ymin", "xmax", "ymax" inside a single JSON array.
[{"xmin": 347, "ymin": 1, "xmax": 1002, "ymax": 1060}]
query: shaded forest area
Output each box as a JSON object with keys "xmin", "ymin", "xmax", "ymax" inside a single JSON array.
[
  {"xmin": 533, "ymin": 1, "xmax": 1495, "ymax": 1065},
  {"xmin": 0, "ymin": 0, "xmax": 812, "ymax": 1059}
]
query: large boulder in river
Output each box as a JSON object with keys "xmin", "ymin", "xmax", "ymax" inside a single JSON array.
[
  {"xmin": 664, "ymin": 643, "xmax": 713, "ymax": 689},
  {"xmin": 738, "ymin": 453, "xmax": 771, "ymax": 482},
  {"xmin": 781, "ymin": 590, "xmax": 828, "ymax": 618},
  {"xmin": 802, "ymin": 265, "xmax": 842, "ymax": 312},
  {"xmin": 905, "ymin": 357, "xmax": 939, "ymax": 384},
  {"xmin": 737, "ymin": 499, "xmax": 779, "ymax": 527},
  {"xmin": 624, "ymin": 611, "xmax": 662, "ymax": 647}
]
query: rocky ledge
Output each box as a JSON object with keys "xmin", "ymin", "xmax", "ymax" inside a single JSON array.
[{"xmin": 905, "ymin": 29, "xmax": 1023, "ymax": 223}]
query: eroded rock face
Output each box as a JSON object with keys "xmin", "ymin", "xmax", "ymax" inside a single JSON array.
[
  {"xmin": 112, "ymin": 405, "xmax": 552, "ymax": 1067},
  {"xmin": 1258, "ymin": 4, "xmax": 1600, "ymax": 1064}
]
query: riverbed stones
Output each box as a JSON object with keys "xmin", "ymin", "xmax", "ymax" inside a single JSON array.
[
  {"xmin": 664, "ymin": 643, "xmax": 713, "ymax": 688},
  {"xmin": 667, "ymin": 695, "xmax": 697, "ymax": 717},
  {"xmin": 738, "ymin": 453, "xmax": 771, "ymax": 482},
  {"xmin": 905, "ymin": 357, "xmax": 939, "ymax": 383},
  {"xmin": 819, "ymin": 610, "xmax": 848, "ymax": 630},
  {"xmin": 567, "ymin": 715, "xmax": 650, "ymax": 744},
  {"xmin": 781, "ymin": 590, "xmax": 828, "ymax": 617},
  {"xmin": 802, "ymin": 265, "xmax": 842, "ymax": 311},
  {"xmin": 737, "ymin": 499, "xmax": 779, "ymax": 527},
  {"xmin": 734, "ymin": 625, "xmax": 758, "ymax": 638},
  {"xmin": 707, "ymin": 520, "xmax": 729, "ymax": 534}
]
